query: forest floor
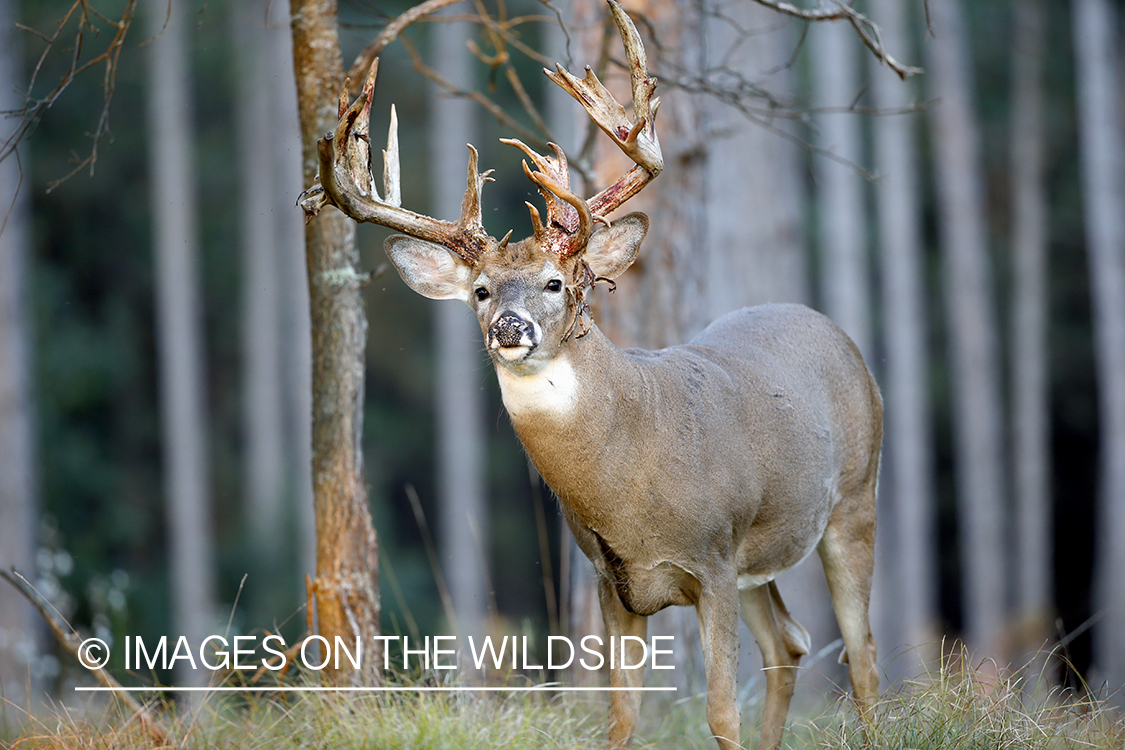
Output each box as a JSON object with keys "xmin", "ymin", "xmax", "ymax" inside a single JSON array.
[{"xmin": 2, "ymin": 653, "xmax": 1123, "ymax": 749}]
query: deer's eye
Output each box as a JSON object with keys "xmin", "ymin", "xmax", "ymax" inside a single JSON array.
[
  {"xmin": 545, "ymin": 279, "xmax": 563, "ymax": 293},
  {"xmin": 474, "ymin": 287, "xmax": 490, "ymax": 302}
]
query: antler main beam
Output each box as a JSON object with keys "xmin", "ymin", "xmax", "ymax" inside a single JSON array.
[
  {"xmin": 546, "ymin": 0, "xmax": 663, "ymax": 218},
  {"xmin": 299, "ymin": 58, "xmax": 497, "ymax": 264},
  {"xmin": 299, "ymin": 0, "xmax": 661, "ymax": 266},
  {"xmin": 504, "ymin": 0, "xmax": 663, "ymax": 260}
]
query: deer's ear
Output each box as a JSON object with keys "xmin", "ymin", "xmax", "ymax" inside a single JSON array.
[
  {"xmin": 385, "ymin": 235, "xmax": 472, "ymax": 302},
  {"xmin": 584, "ymin": 212, "xmax": 648, "ymax": 280}
]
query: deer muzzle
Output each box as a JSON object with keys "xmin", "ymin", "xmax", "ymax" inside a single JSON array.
[{"xmin": 489, "ymin": 311, "xmax": 536, "ymax": 351}]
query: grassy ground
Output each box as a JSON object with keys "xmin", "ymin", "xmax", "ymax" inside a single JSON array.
[{"xmin": 4, "ymin": 655, "xmax": 1123, "ymax": 749}]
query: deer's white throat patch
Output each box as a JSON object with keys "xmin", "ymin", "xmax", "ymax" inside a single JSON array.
[{"xmin": 496, "ymin": 355, "xmax": 579, "ymax": 417}]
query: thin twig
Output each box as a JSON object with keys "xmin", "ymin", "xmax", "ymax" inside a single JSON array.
[
  {"xmin": 401, "ymin": 34, "xmax": 547, "ymax": 148},
  {"xmin": 0, "ymin": 568, "xmax": 171, "ymax": 746},
  {"xmin": 3, "ymin": 0, "xmax": 138, "ymax": 190}
]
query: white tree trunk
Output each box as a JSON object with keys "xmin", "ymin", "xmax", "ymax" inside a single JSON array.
[
  {"xmin": 234, "ymin": 0, "xmax": 287, "ymax": 572},
  {"xmin": 811, "ymin": 19, "xmax": 872, "ymax": 360},
  {"xmin": 145, "ymin": 0, "xmax": 216, "ymax": 688},
  {"xmin": 232, "ymin": 0, "xmax": 314, "ymax": 605},
  {"xmin": 704, "ymin": 7, "xmax": 809, "ymax": 317},
  {"xmin": 924, "ymin": 0, "xmax": 1008, "ymax": 659},
  {"xmin": 869, "ymin": 0, "xmax": 937, "ymax": 678},
  {"xmin": 1009, "ymin": 0, "xmax": 1053, "ymax": 653},
  {"xmin": 0, "ymin": 0, "xmax": 39, "ymax": 707},
  {"xmin": 1072, "ymin": 0, "xmax": 1125, "ymax": 693},
  {"xmin": 431, "ymin": 10, "xmax": 489, "ymax": 647}
]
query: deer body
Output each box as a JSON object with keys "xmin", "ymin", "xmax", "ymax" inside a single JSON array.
[
  {"xmin": 502, "ymin": 304, "xmax": 876, "ymax": 602},
  {"xmin": 384, "ymin": 226, "xmax": 882, "ymax": 750},
  {"xmin": 301, "ymin": 4, "xmax": 881, "ymax": 747}
]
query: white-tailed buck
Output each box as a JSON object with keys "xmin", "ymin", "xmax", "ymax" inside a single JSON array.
[{"xmin": 300, "ymin": 2, "xmax": 882, "ymax": 747}]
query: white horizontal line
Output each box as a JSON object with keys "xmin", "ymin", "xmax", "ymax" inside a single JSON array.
[{"xmin": 75, "ymin": 686, "xmax": 677, "ymax": 693}]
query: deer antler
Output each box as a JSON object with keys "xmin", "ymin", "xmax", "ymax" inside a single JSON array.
[
  {"xmin": 299, "ymin": 57, "xmax": 497, "ymax": 264},
  {"xmin": 506, "ymin": 0, "xmax": 663, "ymax": 260}
]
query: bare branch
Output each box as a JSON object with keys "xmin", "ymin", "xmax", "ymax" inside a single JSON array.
[
  {"xmin": 0, "ymin": 568, "xmax": 170, "ymax": 745},
  {"xmin": 346, "ymin": 0, "xmax": 468, "ymax": 92},
  {"xmin": 2, "ymin": 0, "xmax": 138, "ymax": 189},
  {"xmin": 400, "ymin": 34, "xmax": 547, "ymax": 148},
  {"xmin": 748, "ymin": 0, "xmax": 922, "ymax": 79}
]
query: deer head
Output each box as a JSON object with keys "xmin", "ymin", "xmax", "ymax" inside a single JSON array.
[{"xmin": 299, "ymin": 0, "xmax": 662, "ymax": 378}]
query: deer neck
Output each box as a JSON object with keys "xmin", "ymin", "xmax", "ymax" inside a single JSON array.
[{"xmin": 494, "ymin": 325, "xmax": 636, "ymax": 509}]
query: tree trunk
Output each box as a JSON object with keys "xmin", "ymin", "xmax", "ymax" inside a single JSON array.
[
  {"xmin": 233, "ymin": 0, "xmax": 288, "ymax": 612},
  {"xmin": 811, "ymin": 19, "xmax": 872, "ymax": 360},
  {"xmin": 1009, "ymin": 0, "xmax": 1053, "ymax": 654},
  {"xmin": 0, "ymin": 0, "xmax": 39, "ymax": 707},
  {"xmin": 1072, "ymin": 0, "xmax": 1125, "ymax": 693},
  {"xmin": 145, "ymin": 0, "xmax": 216, "ymax": 688},
  {"xmin": 290, "ymin": 0, "xmax": 381, "ymax": 684},
  {"xmin": 924, "ymin": 0, "xmax": 1008, "ymax": 659},
  {"xmin": 431, "ymin": 8, "xmax": 489, "ymax": 647},
  {"xmin": 869, "ymin": 0, "xmax": 937, "ymax": 679}
]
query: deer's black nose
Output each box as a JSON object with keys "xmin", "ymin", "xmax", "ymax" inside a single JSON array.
[{"xmin": 490, "ymin": 311, "xmax": 532, "ymax": 348}]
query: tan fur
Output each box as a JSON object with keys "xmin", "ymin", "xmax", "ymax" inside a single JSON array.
[{"xmin": 386, "ymin": 227, "xmax": 883, "ymax": 750}]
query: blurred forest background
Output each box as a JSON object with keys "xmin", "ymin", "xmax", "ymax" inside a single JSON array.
[{"xmin": 1, "ymin": 0, "xmax": 1124, "ymax": 722}]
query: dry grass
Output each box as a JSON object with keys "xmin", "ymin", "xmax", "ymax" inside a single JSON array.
[
  {"xmin": 3, "ymin": 652, "xmax": 1122, "ymax": 749},
  {"xmin": 792, "ymin": 649, "xmax": 1124, "ymax": 750},
  {"xmin": 5, "ymin": 687, "xmax": 606, "ymax": 749}
]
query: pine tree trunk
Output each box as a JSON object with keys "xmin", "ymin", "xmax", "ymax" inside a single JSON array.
[
  {"xmin": 869, "ymin": 0, "xmax": 937, "ymax": 679},
  {"xmin": 431, "ymin": 9, "xmax": 489, "ymax": 647},
  {"xmin": 1072, "ymin": 0, "xmax": 1125, "ymax": 693},
  {"xmin": 812, "ymin": 19, "xmax": 872, "ymax": 360},
  {"xmin": 233, "ymin": 0, "xmax": 287, "ymax": 606},
  {"xmin": 1009, "ymin": 0, "xmax": 1053, "ymax": 652},
  {"xmin": 0, "ymin": 0, "xmax": 39, "ymax": 705},
  {"xmin": 290, "ymin": 0, "xmax": 381, "ymax": 684},
  {"xmin": 145, "ymin": 0, "xmax": 216, "ymax": 688},
  {"xmin": 925, "ymin": 0, "xmax": 1009, "ymax": 660}
]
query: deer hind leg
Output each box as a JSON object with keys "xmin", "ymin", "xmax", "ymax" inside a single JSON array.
[
  {"xmin": 597, "ymin": 577, "xmax": 647, "ymax": 750},
  {"xmin": 817, "ymin": 490, "xmax": 879, "ymax": 712},
  {"xmin": 739, "ymin": 581, "xmax": 811, "ymax": 750}
]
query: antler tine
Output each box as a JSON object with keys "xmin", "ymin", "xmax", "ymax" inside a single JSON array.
[
  {"xmin": 383, "ymin": 104, "xmax": 401, "ymax": 207},
  {"xmin": 543, "ymin": 0, "xmax": 663, "ymax": 218},
  {"xmin": 502, "ymin": 138, "xmax": 599, "ymax": 259},
  {"xmin": 459, "ymin": 144, "xmax": 494, "ymax": 237},
  {"xmin": 299, "ymin": 56, "xmax": 496, "ymax": 264}
]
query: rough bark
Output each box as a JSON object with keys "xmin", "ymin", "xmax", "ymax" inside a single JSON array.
[
  {"xmin": 290, "ymin": 0, "xmax": 381, "ymax": 684},
  {"xmin": 582, "ymin": 0, "xmax": 709, "ymax": 348}
]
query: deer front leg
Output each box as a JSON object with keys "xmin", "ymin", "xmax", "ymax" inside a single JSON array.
[
  {"xmin": 597, "ymin": 577, "xmax": 647, "ymax": 750},
  {"xmin": 696, "ymin": 584, "xmax": 743, "ymax": 750}
]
